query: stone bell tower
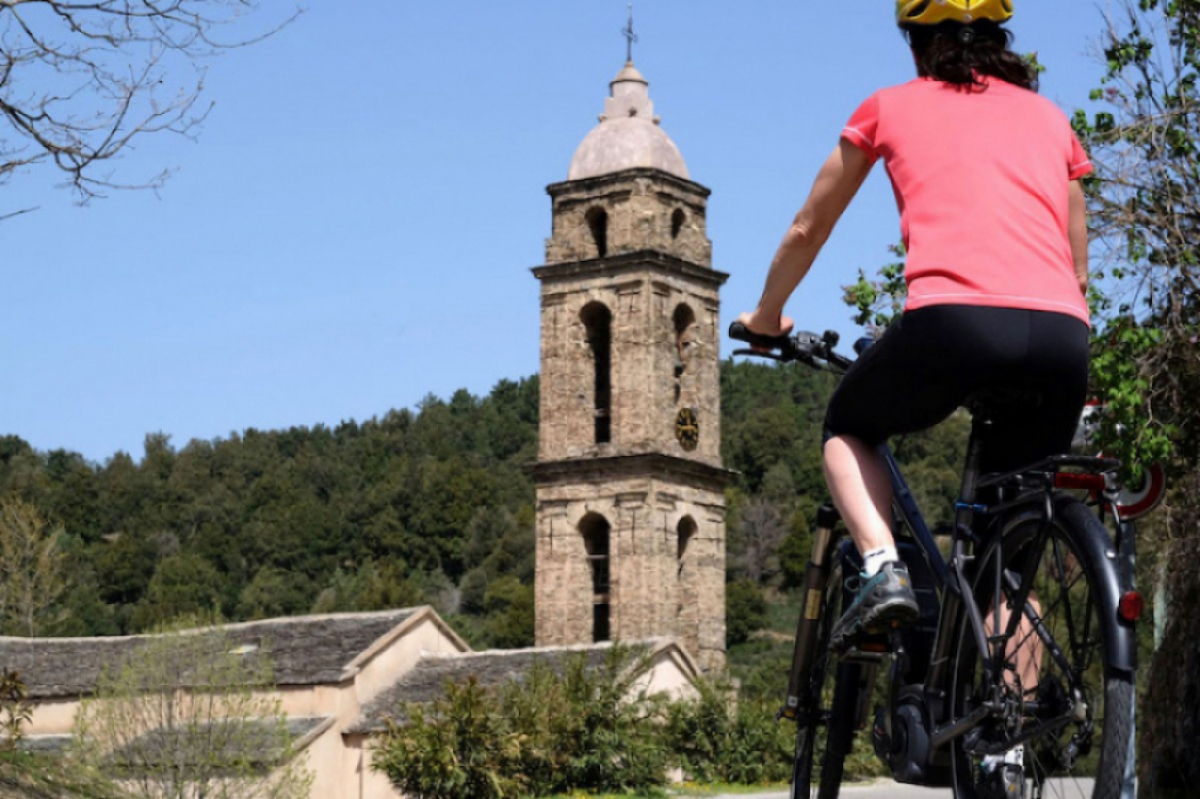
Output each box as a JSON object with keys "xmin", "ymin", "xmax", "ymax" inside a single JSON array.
[{"xmin": 532, "ymin": 58, "xmax": 731, "ymax": 671}]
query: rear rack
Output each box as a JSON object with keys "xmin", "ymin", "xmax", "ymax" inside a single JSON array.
[{"xmin": 976, "ymin": 454, "xmax": 1121, "ymax": 491}]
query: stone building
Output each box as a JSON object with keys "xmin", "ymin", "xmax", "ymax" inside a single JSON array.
[
  {"xmin": 8, "ymin": 608, "xmax": 468, "ymax": 797},
  {"xmin": 6, "ymin": 608, "xmax": 700, "ymax": 798},
  {"xmin": 532, "ymin": 59, "xmax": 732, "ymax": 671}
]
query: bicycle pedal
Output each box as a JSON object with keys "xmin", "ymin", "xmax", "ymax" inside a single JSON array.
[{"xmin": 843, "ymin": 638, "xmax": 889, "ymax": 662}]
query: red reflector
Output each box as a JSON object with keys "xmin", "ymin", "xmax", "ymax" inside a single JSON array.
[
  {"xmin": 1118, "ymin": 591, "xmax": 1144, "ymax": 622},
  {"xmin": 1054, "ymin": 473, "xmax": 1107, "ymax": 492}
]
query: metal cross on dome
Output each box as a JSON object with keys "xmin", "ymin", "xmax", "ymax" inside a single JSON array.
[{"xmin": 622, "ymin": 3, "xmax": 638, "ymax": 62}]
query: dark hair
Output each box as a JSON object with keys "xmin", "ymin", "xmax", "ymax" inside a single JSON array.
[{"xmin": 902, "ymin": 21, "xmax": 1036, "ymax": 92}]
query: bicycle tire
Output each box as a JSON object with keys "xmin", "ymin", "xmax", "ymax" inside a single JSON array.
[
  {"xmin": 950, "ymin": 495, "xmax": 1134, "ymax": 799},
  {"xmin": 815, "ymin": 659, "xmax": 863, "ymax": 799},
  {"xmin": 789, "ymin": 558, "xmax": 860, "ymax": 799}
]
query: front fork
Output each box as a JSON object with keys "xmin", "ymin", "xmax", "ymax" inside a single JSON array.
[{"xmin": 781, "ymin": 503, "xmax": 842, "ymax": 721}]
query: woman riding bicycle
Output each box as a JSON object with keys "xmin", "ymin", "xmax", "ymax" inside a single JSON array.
[{"xmin": 737, "ymin": 2, "xmax": 1091, "ymax": 792}]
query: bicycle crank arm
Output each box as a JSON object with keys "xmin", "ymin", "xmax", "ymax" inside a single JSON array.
[{"xmin": 966, "ymin": 715, "xmax": 1074, "ymax": 758}]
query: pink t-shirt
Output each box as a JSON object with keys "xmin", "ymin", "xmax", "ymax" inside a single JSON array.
[{"xmin": 842, "ymin": 77, "xmax": 1092, "ymax": 324}]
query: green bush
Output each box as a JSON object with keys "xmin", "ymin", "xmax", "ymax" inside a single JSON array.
[
  {"xmin": 373, "ymin": 677, "xmax": 524, "ymax": 799},
  {"xmin": 664, "ymin": 678, "xmax": 791, "ymax": 785},
  {"xmin": 0, "ymin": 670, "xmax": 125, "ymax": 798},
  {"xmin": 725, "ymin": 580, "xmax": 768, "ymax": 646},
  {"xmin": 373, "ymin": 641, "xmax": 884, "ymax": 798},
  {"xmin": 372, "ymin": 645, "xmax": 670, "ymax": 799}
]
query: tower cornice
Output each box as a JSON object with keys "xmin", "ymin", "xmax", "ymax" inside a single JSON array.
[
  {"xmin": 531, "ymin": 250, "xmax": 729, "ymax": 289},
  {"xmin": 531, "ymin": 453, "xmax": 735, "ymax": 491},
  {"xmin": 547, "ymin": 167, "xmax": 711, "ymax": 200}
]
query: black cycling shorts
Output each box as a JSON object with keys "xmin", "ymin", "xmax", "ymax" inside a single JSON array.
[{"xmin": 824, "ymin": 305, "xmax": 1090, "ymax": 474}]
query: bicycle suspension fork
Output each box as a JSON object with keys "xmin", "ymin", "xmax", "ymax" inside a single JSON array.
[{"xmin": 781, "ymin": 503, "xmax": 842, "ymax": 721}]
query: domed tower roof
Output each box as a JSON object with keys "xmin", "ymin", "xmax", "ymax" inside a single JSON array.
[{"xmin": 567, "ymin": 60, "xmax": 690, "ymax": 181}]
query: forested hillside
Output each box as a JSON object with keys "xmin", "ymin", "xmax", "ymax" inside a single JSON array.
[{"xmin": 0, "ymin": 362, "xmax": 967, "ymax": 647}]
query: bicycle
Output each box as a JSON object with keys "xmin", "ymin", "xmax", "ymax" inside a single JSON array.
[{"xmin": 728, "ymin": 321, "xmax": 1140, "ymax": 799}]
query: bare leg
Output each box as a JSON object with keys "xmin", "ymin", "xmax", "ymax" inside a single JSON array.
[
  {"xmin": 997, "ymin": 592, "xmax": 1043, "ymax": 695},
  {"xmin": 981, "ymin": 593, "xmax": 1043, "ymax": 776},
  {"xmin": 824, "ymin": 434, "xmax": 919, "ymax": 651},
  {"xmin": 823, "ymin": 434, "xmax": 895, "ymax": 555}
]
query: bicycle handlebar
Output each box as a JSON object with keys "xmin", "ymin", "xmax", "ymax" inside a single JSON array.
[{"xmin": 728, "ymin": 321, "xmax": 855, "ymax": 374}]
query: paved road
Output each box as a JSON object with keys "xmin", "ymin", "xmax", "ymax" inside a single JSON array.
[
  {"xmin": 705, "ymin": 784, "xmax": 945, "ymax": 799},
  {"xmin": 708, "ymin": 778, "xmax": 1097, "ymax": 798}
]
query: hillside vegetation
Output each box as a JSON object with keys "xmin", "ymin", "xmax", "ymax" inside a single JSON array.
[{"xmin": 0, "ymin": 363, "xmax": 967, "ymax": 649}]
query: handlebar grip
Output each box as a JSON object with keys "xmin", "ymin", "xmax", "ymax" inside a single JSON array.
[{"xmin": 728, "ymin": 321, "xmax": 792, "ymax": 351}]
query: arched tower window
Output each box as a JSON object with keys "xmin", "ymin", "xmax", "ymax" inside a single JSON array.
[
  {"xmin": 580, "ymin": 512, "xmax": 612, "ymax": 642},
  {"xmin": 677, "ymin": 516, "xmax": 697, "ymax": 577},
  {"xmin": 673, "ymin": 304, "xmax": 696, "ymax": 403},
  {"xmin": 581, "ymin": 302, "xmax": 613, "ymax": 445},
  {"xmin": 671, "ymin": 208, "xmax": 686, "ymax": 240},
  {"xmin": 586, "ymin": 207, "xmax": 608, "ymax": 258}
]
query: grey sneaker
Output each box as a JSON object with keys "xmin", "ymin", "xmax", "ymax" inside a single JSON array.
[
  {"xmin": 829, "ymin": 561, "xmax": 920, "ymax": 653},
  {"xmin": 978, "ymin": 763, "xmax": 1025, "ymax": 799}
]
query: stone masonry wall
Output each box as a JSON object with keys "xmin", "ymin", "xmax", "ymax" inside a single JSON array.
[
  {"xmin": 534, "ymin": 471, "xmax": 726, "ymax": 672},
  {"xmin": 534, "ymin": 167, "xmax": 728, "ymax": 673},
  {"xmin": 545, "ymin": 171, "xmax": 712, "ymax": 267},
  {"xmin": 537, "ymin": 265, "xmax": 722, "ymax": 468}
]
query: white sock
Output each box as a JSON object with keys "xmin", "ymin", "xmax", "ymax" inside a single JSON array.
[
  {"xmin": 862, "ymin": 546, "xmax": 899, "ymax": 577},
  {"xmin": 982, "ymin": 745, "xmax": 1024, "ymax": 773},
  {"xmin": 1005, "ymin": 745, "xmax": 1025, "ymax": 766}
]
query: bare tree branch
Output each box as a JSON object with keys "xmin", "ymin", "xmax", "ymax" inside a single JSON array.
[{"xmin": 0, "ymin": 0, "xmax": 300, "ymax": 209}]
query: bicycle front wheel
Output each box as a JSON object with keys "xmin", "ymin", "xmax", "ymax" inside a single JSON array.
[
  {"xmin": 789, "ymin": 557, "xmax": 861, "ymax": 799},
  {"xmin": 950, "ymin": 496, "xmax": 1134, "ymax": 799}
]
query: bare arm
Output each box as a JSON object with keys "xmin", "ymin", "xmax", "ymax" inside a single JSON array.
[
  {"xmin": 739, "ymin": 139, "xmax": 874, "ymax": 336},
  {"xmin": 1068, "ymin": 179, "xmax": 1089, "ymax": 295}
]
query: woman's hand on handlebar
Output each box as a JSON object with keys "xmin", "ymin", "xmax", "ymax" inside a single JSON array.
[{"xmin": 735, "ymin": 310, "xmax": 794, "ymax": 351}]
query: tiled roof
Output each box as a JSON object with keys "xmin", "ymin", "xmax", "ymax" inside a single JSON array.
[
  {"xmin": 107, "ymin": 716, "xmax": 332, "ymax": 771},
  {"xmin": 348, "ymin": 640, "xmax": 674, "ymax": 734},
  {"xmin": 0, "ymin": 608, "xmax": 425, "ymax": 699},
  {"xmin": 17, "ymin": 734, "xmax": 73, "ymax": 756}
]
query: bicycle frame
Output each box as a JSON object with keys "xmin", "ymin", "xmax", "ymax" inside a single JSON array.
[
  {"xmin": 783, "ymin": 404, "xmax": 1132, "ymax": 755},
  {"xmin": 731, "ymin": 322, "xmax": 1139, "ymax": 795}
]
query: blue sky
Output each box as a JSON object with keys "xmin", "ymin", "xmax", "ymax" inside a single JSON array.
[{"xmin": 2, "ymin": 1, "xmax": 1114, "ymax": 463}]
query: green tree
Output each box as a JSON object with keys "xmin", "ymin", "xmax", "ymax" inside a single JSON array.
[
  {"xmin": 725, "ymin": 580, "xmax": 768, "ymax": 647},
  {"xmin": 477, "ymin": 576, "xmax": 534, "ymax": 649},
  {"xmin": 778, "ymin": 508, "xmax": 813, "ymax": 589},
  {"xmin": 309, "ymin": 560, "xmax": 424, "ymax": 615},
  {"xmin": 1071, "ymin": 3, "xmax": 1200, "ymax": 795},
  {"xmin": 0, "ymin": 669, "xmax": 127, "ymax": 798},
  {"xmin": 1071, "ymin": 0, "xmax": 1198, "ymax": 472},
  {"xmin": 0, "ymin": 499, "xmax": 68, "ymax": 636},
  {"xmin": 843, "ymin": 243, "xmax": 908, "ymax": 333},
  {"xmin": 131, "ymin": 553, "xmax": 224, "ymax": 631}
]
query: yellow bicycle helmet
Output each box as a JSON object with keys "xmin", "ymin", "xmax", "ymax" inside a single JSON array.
[{"xmin": 896, "ymin": 0, "xmax": 1013, "ymax": 26}]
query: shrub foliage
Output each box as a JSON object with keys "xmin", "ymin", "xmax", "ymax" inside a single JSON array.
[
  {"xmin": 663, "ymin": 678, "xmax": 792, "ymax": 785},
  {"xmin": 372, "ymin": 645, "xmax": 671, "ymax": 799}
]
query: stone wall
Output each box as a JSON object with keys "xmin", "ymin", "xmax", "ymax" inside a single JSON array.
[
  {"xmin": 534, "ymin": 461, "xmax": 726, "ymax": 672},
  {"xmin": 533, "ymin": 166, "xmax": 729, "ymax": 674},
  {"xmin": 545, "ymin": 169, "xmax": 712, "ymax": 267},
  {"xmin": 534, "ymin": 254, "xmax": 724, "ymax": 468}
]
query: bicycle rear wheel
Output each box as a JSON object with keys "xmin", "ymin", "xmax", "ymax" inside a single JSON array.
[
  {"xmin": 789, "ymin": 558, "xmax": 860, "ymax": 799},
  {"xmin": 950, "ymin": 496, "xmax": 1134, "ymax": 799}
]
